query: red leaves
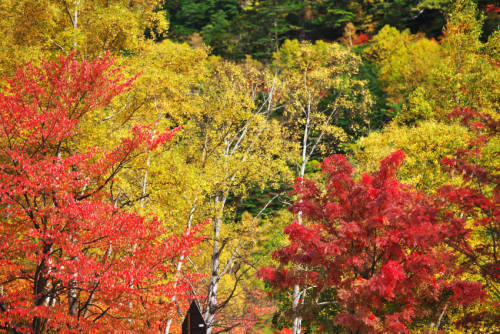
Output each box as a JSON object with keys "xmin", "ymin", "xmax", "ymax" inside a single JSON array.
[
  {"xmin": 429, "ymin": 107, "xmax": 500, "ymax": 324},
  {"xmin": 352, "ymin": 32, "xmax": 370, "ymax": 45},
  {"xmin": 484, "ymin": 4, "xmax": 500, "ymax": 14},
  {"xmin": 0, "ymin": 55, "xmax": 199, "ymax": 333},
  {"xmin": 259, "ymin": 150, "xmax": 469, "ymax": 333},
  {"xmin": 440, "ymin": 108, "xmax": 500, "ymax": 263},
  {"xmin": 0, "ymin": 52, "xmax": 135, "ymax": 151},
  {"xmin": 450, "ymin": 281, "xmax": 487, "ymax": 306},
  {"xmin": 371, "ymin": 261, "xmax": 407, "ymax": 301}
]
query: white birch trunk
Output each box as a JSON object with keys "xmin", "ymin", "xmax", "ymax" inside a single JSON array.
[
  {"xmin": 291, "ymin": 285, "xmax": 302, "ymax": 334},
  {"xmin": 73, "ymin": 0, "xmax": 80, "ymax": 51},
  {"xmin": 204, "ymin": 196, "xmax": 224, "ymax": 334},
  {"xmin": 291, "ymin": 84, "xmax": 311, "ymax": 334},
  {"xmin": 164, "ymin": 203, "xmax": 197, "ymax": 334}
]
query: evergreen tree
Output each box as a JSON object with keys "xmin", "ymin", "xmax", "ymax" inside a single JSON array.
[
  {"xmin": 162, "ymin": 0, "xmax": 241, "ymax": 38},
  {"xmin": 213, "ymin": 0, "xmax": 297, "ymax": 59}
]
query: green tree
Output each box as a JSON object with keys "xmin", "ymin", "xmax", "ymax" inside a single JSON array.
[
  {"xmin": 212, "ymin": 0, "xmax": 297, "ymax": 59},
  {"xmin": 162, "ymin": 0, "xmax": 241, "ymax": 38}
]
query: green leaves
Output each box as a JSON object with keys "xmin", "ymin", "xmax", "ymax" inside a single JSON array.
[{"xmin": 163, "ymin": 0, "xmax": 241, "ymax": 37}]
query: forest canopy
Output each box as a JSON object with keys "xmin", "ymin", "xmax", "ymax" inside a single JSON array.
[{"xmin": 0, "ymin": 0, "xmax": 500, "ymax": 333}]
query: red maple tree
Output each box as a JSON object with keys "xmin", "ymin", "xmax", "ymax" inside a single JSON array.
[
  {"xmin": 259, "ymin": 151, "xmax": 485, "ymax": 333},
  {"xmin": 352, "ymin": 32, "xmax": 370, "ymax": 45},
  {"xmin": 0, "ymin": 54, "xmax": 203, "ymax": 333},
  {"xmin": 436, "ymin": 107, "xmax": 500, "ymax": 324}
]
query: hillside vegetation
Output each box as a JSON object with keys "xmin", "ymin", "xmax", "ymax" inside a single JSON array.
[{"xmin": 0, "ymin": 0, "xmax": 500, "ymax": 333}]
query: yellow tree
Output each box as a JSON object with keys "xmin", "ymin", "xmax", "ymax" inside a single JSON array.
[
  {"xmin": 358, "ymin": 0, "xmax": 500, "ymax": 193},
  {"xmin": 152, "ymin": 58, "xmax": 298, "ymax": 334},
  {"xmin": 359, "ymin": 0, "xmax": 500, "ymax": 194},
  {"xmin": 273, "ymin": 39, "xmax": 372, "ymax": 334},
  {"xmin": 353, "ymin": 121, "xmax": 470, "ymax": 193},
  {"xmin": 0, "ymin": 0, "xmax": 168, "ymax": 78},
  {"xmin": 363, "ymin": 25, "xmax": 441, "ymax": 103},
  {"xmin": 402, "ymin": 0, "xmax": 500, "ymax": 123},
  {"xmin": 275, "ymin": 40, "xmax": 372, "ymax": 180},
  {"xmin": 104, "ymin": 41, "xmax": 211, "ymax": 332}
]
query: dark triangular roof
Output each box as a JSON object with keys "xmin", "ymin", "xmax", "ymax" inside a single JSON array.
[{"xmin": 182, "ymin": 300, "xmax": 206, "ymax": 334}]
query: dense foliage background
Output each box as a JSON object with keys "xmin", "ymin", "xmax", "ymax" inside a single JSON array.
[{"xmin": 1, "ymin": 0, "xmax": 500, "ymax": 333}]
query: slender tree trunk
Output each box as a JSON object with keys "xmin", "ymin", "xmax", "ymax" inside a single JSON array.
[
  {"xmin": 204, "ymin": 197, "xmax": 223, "ymax": 334},
  {"xmin": 291, "ymin": 70, "xmax": 314, "ymax": 334},
  {"xmin": 164, "ymin": 203, "xmax": 197, "ymax": 334},
  {"xmin": 291, "ymin": 115, "xmax": 309, "ymax": 334},
  {"xmin": 73, "ymin": 0, "xmax": 81, "ymax": 51},
  {"xmin": 291, "ymin": 285, "xmax": 302, "ymax": 334},
  {"xmin": 166, "ymin": 120, "xmax": 208, "ymax": 333},
  {"xmin": 435, "ymin": 304, "xmax": 448, "ymax": 334}
]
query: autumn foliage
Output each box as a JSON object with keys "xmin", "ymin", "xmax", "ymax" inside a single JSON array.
[
  {"xmin": 2, "ymin": 0, "xmax": 500, "ymax": 332},
  {"xmin": 0, "ymin": 54, "xmax": 203, "ymax": 333},
  {"xmin": 352, "ymin": 32, "xmax": 370, "ymax": 45},
  {"xmin": 435, "ymin": 108, "xmax": 500, "ymax": 324},
  {"xmin": 259, "ymin": 150, "xmax": 486, "ymax": 333}
]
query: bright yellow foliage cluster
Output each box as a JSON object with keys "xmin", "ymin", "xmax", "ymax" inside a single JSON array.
[
  {"xmin": 353, "ymin": 121, "xmax": 470, "ymax": 193},
  {"xmin": 405, "ymin": 0, "xmax": 500, "ymax": 123},
  {"xmin": 364, "ymin": 25, "xmax": 441, "ymax": 103}
]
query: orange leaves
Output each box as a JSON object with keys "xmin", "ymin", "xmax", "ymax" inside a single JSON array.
[
  {"xmin": 484, "ymin": 4, "xmax": 500, "ymax": 14},
  {"xmin": 352, "ymin": 32, "xmax": 370, "ymax": 46},
  {"xmin": 0, "ymin": 55, "xmax": 201, "ymax": 333}
]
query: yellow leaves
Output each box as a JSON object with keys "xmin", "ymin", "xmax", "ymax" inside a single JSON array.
[
  {"xmin": 443, "ymin": 0, "xmax": 483, "ymax": 52},
  {"xmin": 275, "ymin": 40, "xmax": 372, "ymax": 155},
  {"xmin": 139, "ymin": 59, "xmax": 299, "ymax": 303},
  {"xmin": 144, "ymin": 10, "xmax": 169, "ymax": 40},
  {"xmin": 353, "ymin": 121, "xmax": 471, "ymax": 192},
  {"xmin": 272, "ymin": 39, "xmax": 338, "ymax": 71},
  {"xmin": 0, "ymin": 0, "xmax": 172, "ymax": 79},
  {"xmin": 80, "ymin": 3, "xmax": 141, "ymax": 55},
  {"xmin": 364, "ymin": 25, "xmax": 441, "ymax": 103},
  {"xmin": 395, "ymin": 0, "xmax": 500, "ymax": 123},
  {"xmin": 341, "ymin": 22, "xmax": 357, "ymax": 47}
]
